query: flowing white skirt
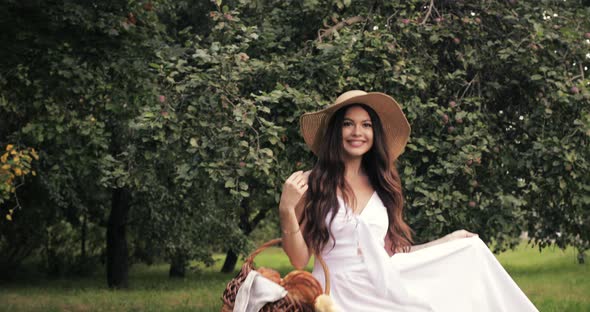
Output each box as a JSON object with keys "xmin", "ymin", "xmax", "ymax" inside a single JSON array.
[
  {"xmin": 391, "ymin": 236, "xmax": 538, "ymax": 311},
  {"xmin": 314, "ymin": 237, "xmax": 538, "ymax": 311}
]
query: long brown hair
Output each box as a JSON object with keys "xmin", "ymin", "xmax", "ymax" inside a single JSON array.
[{"xmin": 301, "ymin": 104, "xmax": 413, "ymax": 254}]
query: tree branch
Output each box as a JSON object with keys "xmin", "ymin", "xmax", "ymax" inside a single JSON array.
[
  {"xmin": 248, "ymin": 208, "xmax": 269, "ymax": 235},
  {"xmin": 457, "ymin": 74, "xmax": 479, "ymax": 101},
  {"xmin": 567, "ymin": 62, "xmax": 584, "ymax": 83},
  {"xmin": 317, "ymin": 16, "xmax": 366, "ymax": 43},
  {"xmin": 421, "ymin": 0, "xmax": 435, "ymax": 25},
  {"xmin": 386, "ymin": 11, "xmax": 399, "ymax": 30}
]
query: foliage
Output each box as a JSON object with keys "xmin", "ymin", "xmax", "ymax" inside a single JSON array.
[
  {"xmin": 40, "ymin": 219, "xmax": 105, "ymax": 277},
  {"xmin": 0, "ymin": 0, "xmax": 168, "ymax": 282},
  {"xmin": 153, "ymin": 3, "xmax": 306, "ymax": 267},
  {"xmin": 210, "ymin": 0, "xmax": 590, "ymax": 255},
  {"xmin": 0, "ymin": 144, "xmax": 38, "ymax": 220},
  {"xmin": 504, "ymin": 2, "xmax": 590, "ymax": 258}
]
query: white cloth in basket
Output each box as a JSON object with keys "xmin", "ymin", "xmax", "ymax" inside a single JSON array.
[
  {"xmin": 233, "ymin": 270, "xmax": 287, "ymax": 312},
  {"xmin": 311, "ymin": 192, "xmax": 539, "ymax": 311}
]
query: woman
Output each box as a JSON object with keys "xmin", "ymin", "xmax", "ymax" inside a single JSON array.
[{"xmin": 279, "ymin": 90, "xmax": 538, "ymax": 311}]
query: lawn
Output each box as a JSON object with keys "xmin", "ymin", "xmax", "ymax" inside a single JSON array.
[{"xmin": 0, "ymin": 242, "xmax": 588, "ymax": 312}]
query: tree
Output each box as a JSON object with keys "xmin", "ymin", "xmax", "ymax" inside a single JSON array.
[
  {"xmin": 155, "ymin": 3, "xmax": 292, "ymax": 272},
  {"xmin": 0, "ymin": 0, "xmax": 169, "ymax": 284}
]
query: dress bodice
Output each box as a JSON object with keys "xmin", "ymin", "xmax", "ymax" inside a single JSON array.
[
  {"xmin": 312, "ymin": 192, "xmax": 434, "ymax": 310},
  {"xmin": 319, "ymin": 192, "xmax": 389, "ymax": 264}
]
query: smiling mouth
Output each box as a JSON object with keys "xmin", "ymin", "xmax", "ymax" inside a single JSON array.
[{"xmin": 347, "ymin": 140, "xmax": 366, "ymax": 147}]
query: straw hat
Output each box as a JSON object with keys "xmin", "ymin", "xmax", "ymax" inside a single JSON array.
[{"xmin": 300, "ymin": 90, "xmax": 411, "ymax": 160}]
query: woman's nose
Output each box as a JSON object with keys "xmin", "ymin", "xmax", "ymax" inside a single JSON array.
[{"xmin": 352, "ymin": 125, "xmax": 361, "ymax": 136}]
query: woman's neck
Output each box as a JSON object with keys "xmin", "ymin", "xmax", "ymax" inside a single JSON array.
[{"xmin": 344, "ymin": 156, "xmax": 365, "ymax": 178}]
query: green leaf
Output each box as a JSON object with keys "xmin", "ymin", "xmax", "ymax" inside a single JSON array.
[
  {"xmin": 224, "ymin": 179, "xmax": 235, "ymax": 188},
  {"xmin": 559, "ymin": 178, "xmax": 566, "ymax": 190},
  {"xmin": 429, "ymin": 34, "xmax": 440, "ymax": 43},
  {"xmin": 239, "ymin": 182, "xmax": 249, "ymax": 190}
]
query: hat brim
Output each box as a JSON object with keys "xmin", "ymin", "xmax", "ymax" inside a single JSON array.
[{"xmin": 300, "ymin": 92, "xmax": 411, "ymax": 160}]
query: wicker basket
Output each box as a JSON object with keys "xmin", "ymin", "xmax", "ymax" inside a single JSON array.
[{"xmin": 221, "ymin": 238, "xmax": 331, "ymax": 312}]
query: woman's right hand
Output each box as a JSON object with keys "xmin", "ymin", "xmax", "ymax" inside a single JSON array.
[{"xmin": 279, "ymin": 170, "xmax": 310, "ymax": 214}]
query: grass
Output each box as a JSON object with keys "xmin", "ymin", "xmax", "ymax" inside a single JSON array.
[
  {"xmin": 0, "ymin": 243, "xmax": 588, "ymax": 312},
  {"xmin": 495, "ymin": 244, "xmax": 589, "ymax": 311}
]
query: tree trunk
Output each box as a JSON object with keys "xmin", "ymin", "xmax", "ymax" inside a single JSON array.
[
  {"xmin": 81, "ymin": 211, "xmax": 87, "ymax": 261},
  {"xmin": 106, "ymin": 187, "xmax": 131, "ymax": 288},
  {"xmin": 221, "ymin": 249, "xmax": 238, "ymax": 273},
  {"xmin": 220, "ymin": 196, "xmax": 271, "ymax": 273},
  {"xmin": 169, "ymin": 253, "xmax": 187, "ymax": 278}
]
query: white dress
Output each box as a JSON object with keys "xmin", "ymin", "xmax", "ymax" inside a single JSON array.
[{"xmin": 311, "ymin": 192, "xmax": 539, "ymax": 311}]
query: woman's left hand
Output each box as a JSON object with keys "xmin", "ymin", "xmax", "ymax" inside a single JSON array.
[{"xmin": 444, "ymin": 229, "xmax": 478, "ymax": 242}]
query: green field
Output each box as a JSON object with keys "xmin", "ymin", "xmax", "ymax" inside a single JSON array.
[{"xmin": 1, "ymin": 242, "xmax": 588, "ymax": 312}]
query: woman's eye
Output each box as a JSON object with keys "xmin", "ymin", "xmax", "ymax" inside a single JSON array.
[
  {"xmin": 363, "ymin": 123, "xmax": 372, "ymax": 128},
  {"xmin": 343, "ymin": 121, "xmax": 353, "ymax": 127}
]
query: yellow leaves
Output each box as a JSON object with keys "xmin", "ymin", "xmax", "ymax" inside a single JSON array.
[
  {"xmin": 1, "ymin": 145, "xmax": 39, "ymax": 213},
  {"xmin": 1, "ymin": 146, "xmax": 39, "ymax": 168},
  {"xmin": 31, "ymin": 148, "xmax": 39, "ymax": 160},
  {"xmin": 5, "ymin": 209, "xmax": 14, "ymax": 221}
]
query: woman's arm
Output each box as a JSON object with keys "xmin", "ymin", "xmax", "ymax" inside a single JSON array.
[{"xmin": 280, "ymin": 171, "xmax": 311, "ymax": 269}]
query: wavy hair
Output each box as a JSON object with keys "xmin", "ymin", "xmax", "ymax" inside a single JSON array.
[{"xmin": 301, "ymin": 104, "xmax": 413, "ymax": 255}]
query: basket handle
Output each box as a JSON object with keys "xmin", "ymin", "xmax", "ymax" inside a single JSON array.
[{"xmin": 245, "ymin": 238, "xmax": 331, "ymax": 295}]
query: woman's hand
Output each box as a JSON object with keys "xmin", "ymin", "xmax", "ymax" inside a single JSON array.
[
  {"xmin": 444, "ymin": 229, "xmax": 478, "ymax": 242},
  {"xmin": 279, "ymin": 170, "xmax": 312, "ymax": 269},
  {"xmin": 279, "ymin": 170, "xmax": 311, "ymax": 214}
]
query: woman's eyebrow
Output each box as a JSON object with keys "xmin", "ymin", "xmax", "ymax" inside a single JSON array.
[{"xmin": 343, "ymin": 117, "xmax": 372, "ymax": 122}]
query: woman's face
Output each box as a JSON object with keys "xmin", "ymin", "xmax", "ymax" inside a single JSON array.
[{"xmin": 341, "ymin": 106, "xmax": 374, "ymax": 160}]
